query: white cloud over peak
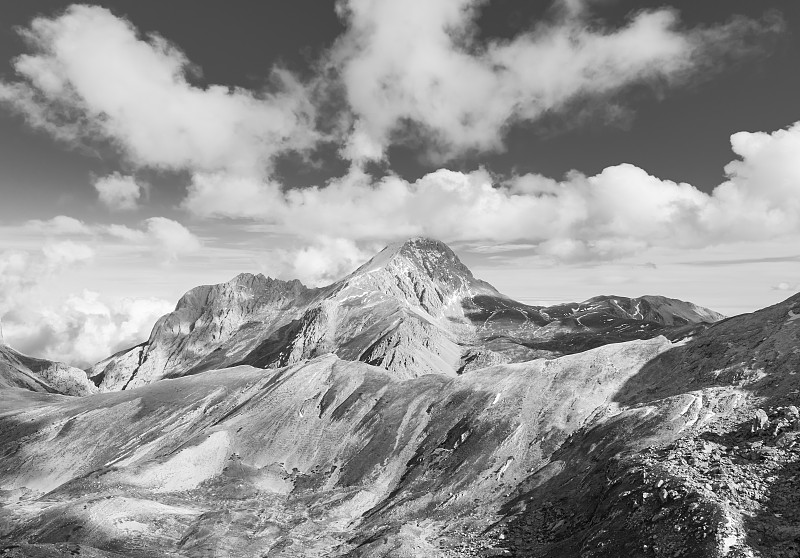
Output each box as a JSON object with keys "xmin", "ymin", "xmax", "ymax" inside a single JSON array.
[
  {"xmin": 94, "ymin": 173, "xmax": 143, "ymax": 211},
  {"xmin": 0, "ymin": 4, "xmax": 316, "ymax": 176},
  {"xmin": 329, "ymin": 0, "xmax": 781, "ymax": 162}
]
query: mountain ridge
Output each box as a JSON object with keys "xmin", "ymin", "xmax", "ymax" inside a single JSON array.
[{"xmin": 85, "ymin": 237, "xmax": 724, "ymax": 391}]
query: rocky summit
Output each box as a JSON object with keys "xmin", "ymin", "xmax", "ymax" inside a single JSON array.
[{"xmin": 1, "ymin": 238, "xmax": 798, "ymax": 558}]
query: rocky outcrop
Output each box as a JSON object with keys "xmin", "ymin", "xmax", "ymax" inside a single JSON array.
[
  {"xmin": 88, "ymin": 273, "xmax": 312, "ymax": 390},
  {"xmin": 0, "ymin": 343, "xmax": 96, "ymax": 396}
]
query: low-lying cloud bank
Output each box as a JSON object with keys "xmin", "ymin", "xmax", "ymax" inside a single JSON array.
[
  {"xmin": 5, "ymin": 291, "xmax": 172, "ymax": 368},
  {"xmin": 0, "ymin": 243, "xmax": 173, "ymax": 367},
  {"xmin": 0, "ymin": 216, "xmax": 199, "ymax": 366}
]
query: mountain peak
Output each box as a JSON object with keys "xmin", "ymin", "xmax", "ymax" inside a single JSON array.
[
  {"xmin": 354, "ymin": 237, "xmax": 475, "ymax": 281},
  {"xmin": 344, "ymin": 237, "xmax": 499, "ymax": 316}
]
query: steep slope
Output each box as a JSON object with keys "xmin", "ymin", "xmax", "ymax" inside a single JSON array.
[
  {"xmin": 88, "ymin": 238, "xmax": 722, "ymax": 391},
  {"xmin": 89, "ymin": 273, "xmax": 312, "ymax": 390},
  {"xmin": 1, "ymin": 292, "xmax": 796, "ymax": 557},
  {"xmin": 0, "ymin": 343, "xmax": 96, "ymax": 396},
  {"xmin": 87, "ymin": 238, "xmax": 491, "ymax": 390},
  {"xmin": 0, "ymin": 338, "xmax": 672, "ymax": 557}
]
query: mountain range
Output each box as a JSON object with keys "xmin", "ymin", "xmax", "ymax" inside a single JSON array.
[
  {"xmin": 1, "ymin": 238, "xmax": 797, "ymax": 558},
  {"xmin": 87, "ymin": 238, "xmax": 723, "ymax": 390}
]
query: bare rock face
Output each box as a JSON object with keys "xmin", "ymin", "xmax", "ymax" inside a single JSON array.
[
  {"xmin": 87, "ymin": 238, "xmax": 722, "ymax": 392},
  {"xmin": 89, "ymin": 273, "xmax": 311, "ymax": 390},
  {"xmin": 0, "ymin": 343, "xmax": 96, "ymax": 396}
]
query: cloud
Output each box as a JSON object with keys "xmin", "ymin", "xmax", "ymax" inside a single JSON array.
[
  {"xmin": 94, "ymin": 173, "xmax": 143, "ymax": 211},
  {"xmin": 25, "ymin": 215, "xmax": 92, "ymax": 235},
  {"xmin": 143, "ymin": 217, "xmax": 202, "ymax": 260},
  {"xmin": 328, "ymin": 0, "xmax": 782, "ymax": 162},
  {"xmin": 265, "ymin": 237, "xmax": 375, "ymax": 286},
  {"xmin": 3, "ymin": 290, "xmax": 172, "ymax": 367},
  {"xmin": 0, "ymin": 241, "xmax": 94, "ymax": 314},
  {"xmin": 0, "ymin": 1, "xmax": 784, "ymax": 233},
  {"xmin": 41, "ymin": 240, "xmax": 95, "ymax": 267},
  {"xmin": 773, "ymin": 282, "xmax": 798, "ymax": 292},
  {"xmin": 23, "ymin": 215, "xmax": 202, "ymax": 261},
  {"xmin": 0, "ymin": 231, "xmax": 175, "ymax": 366},
  {"xmin": 192, "ymin": 120, "xmax": 800, "ymax": 263},
  {"xmin": 0, "ymin": 4, "xmax": 316, "ymax": 176},
  {"xmin": 182, "ymin": 172, "xmax": 279, "ymax": 219}
]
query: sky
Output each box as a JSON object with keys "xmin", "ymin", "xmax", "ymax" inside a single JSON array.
[{"xmin": 1, "ymin": 0, "xmax": 800, "ymax": 366}]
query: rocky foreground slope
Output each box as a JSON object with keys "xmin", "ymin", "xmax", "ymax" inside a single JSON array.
[{"xmin": 87, "ymin": 238, "xmax": 722, "ymax": 391}]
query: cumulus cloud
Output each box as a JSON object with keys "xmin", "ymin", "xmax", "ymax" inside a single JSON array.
[
  {"xmin": 0, "ymin": 235, "xmax": 173, "ymax": 366},
  {"xmin": 94, "ymin": 173, "xmax": 143, "ymax": 211},
  {"xmin": 0, "ymin": 1, "xmax": 782, "ymax": 215},
  {"xmin": 266, "ymin": 237, "xmax": 375, "ymax": 286},
  {"xmin": 200, "ymin": 120, "xmax": 800, "ymax": 263},
  {"xmin": 3, "ymin": 290, "xmax": 172, "ymax": 367},
  {"xmin": 328, "ymin": 0, "xmax": 782, "ymax": 162},
  {"xmin": 0, "ymin": 1, "xmax": 794, "ymax": 273},
  {"xmin": 0, "ymin": 241, "xmax": 94, "ymax": 314},
  {"xmin": 0, "ymin": 4, "xmax": 316, "ymax": 176}
]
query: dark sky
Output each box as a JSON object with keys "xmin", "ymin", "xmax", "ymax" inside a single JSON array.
[{"xmin": 0, "ymin": 0, "xmax": 798, "ymax": 222}]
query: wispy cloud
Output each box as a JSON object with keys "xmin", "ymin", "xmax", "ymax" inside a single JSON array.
[{"xmin": 24, "ymin": 215, "xmax": 202, "ymax": 261}]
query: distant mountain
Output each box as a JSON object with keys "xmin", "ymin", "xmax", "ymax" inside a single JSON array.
[
  {"xmin": 0, "ymin": 342, "xmax": 97, "ymax": 396},
  {"xmin": 88, "ymin": 238, "xmax": 723, "ymax": 391}
]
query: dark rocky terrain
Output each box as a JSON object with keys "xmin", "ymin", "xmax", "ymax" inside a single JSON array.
[{"xmin": 1, "ymin": 238, "xmax": 797, "ymax": 558}]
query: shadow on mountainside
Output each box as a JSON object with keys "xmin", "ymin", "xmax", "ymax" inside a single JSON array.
[
  {"xmin": 613, "ymin": 293, "xmax": 800, "ymax": 409},
  {"xmin": 494, "ymin": 293, "xmax": 800, "ymax": 557}
]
